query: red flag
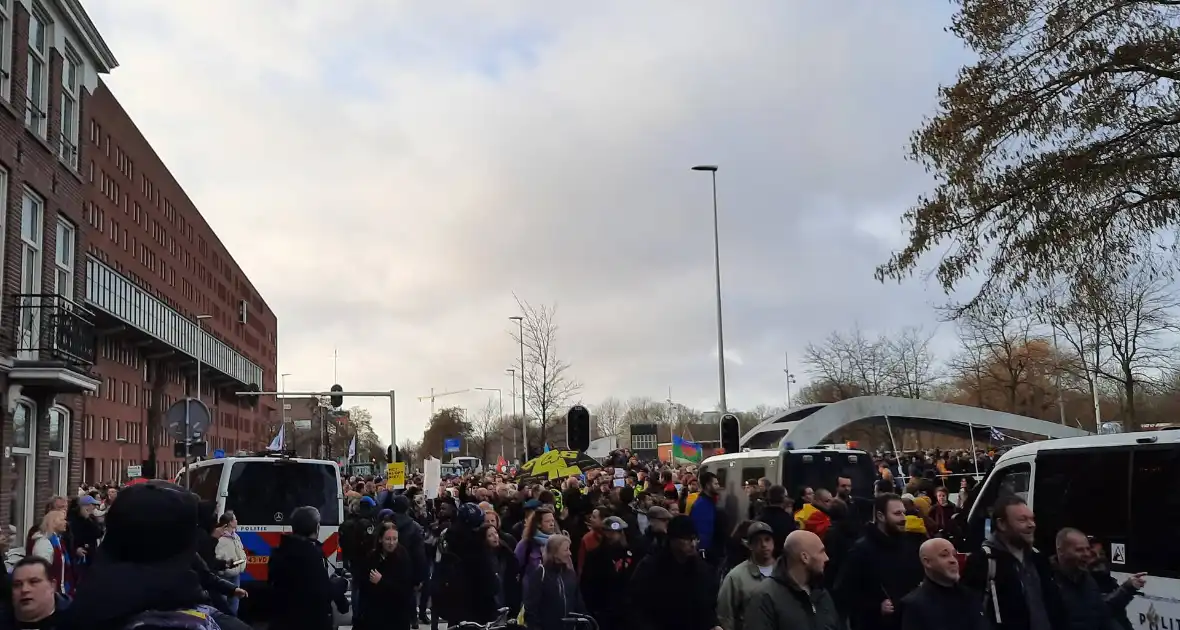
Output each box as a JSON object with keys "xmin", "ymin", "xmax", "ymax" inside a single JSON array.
[{"xmin": 497, "ymin": 456, "xmax": 508, "ymax": 473}]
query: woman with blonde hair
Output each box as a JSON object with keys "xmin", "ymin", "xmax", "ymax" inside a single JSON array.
[
  {"xmin": 522, "ymin": 534, "xmax": 586, "ymax": 630},
  {"xmin": 28, "ymin": 510, "xmax": 74, "ymax": 595}
]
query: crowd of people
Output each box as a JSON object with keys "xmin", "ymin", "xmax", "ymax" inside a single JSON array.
[{"xmin": 0, "ymin": 445, "xmax": 1146, "ymax": 630}]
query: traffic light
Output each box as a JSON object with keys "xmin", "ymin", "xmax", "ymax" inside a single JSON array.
[
  {"xmin": 330, "ymin": 384, "xmax": 343, "ymax": 408},
  {"xmin": 567, "ymin": 405, "xmax": 590, "ymax": 451},
  {"xmin": 386, "ymin": 444, "xmax": 396, "ymax": 464},
  {"xmin": 720, "ymin": 413, "xmax": 740, "ymax": 454}
]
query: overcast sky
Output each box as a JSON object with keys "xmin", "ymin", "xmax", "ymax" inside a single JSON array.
[{"xmin": 87, "ymin": 1, "xmax": 973, "ymax": 446}]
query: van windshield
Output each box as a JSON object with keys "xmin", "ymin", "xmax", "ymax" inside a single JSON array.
[
  {"xmin": 784, "ymin": 451, "xmax": 874, "ymax": 501},
  {"xmin": 224, "ymin": 461, "xmax": 342, "ymax": 526}
]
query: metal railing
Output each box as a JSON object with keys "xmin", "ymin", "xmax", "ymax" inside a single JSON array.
[
  {"xmin": 58, "ymin": 136, "xmax": 77, "ymax": 169},
  {"xmin": 10, "ymin": 293, "xmax": 97, "ymax": 367}
]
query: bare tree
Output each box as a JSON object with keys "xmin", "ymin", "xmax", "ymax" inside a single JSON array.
[
  {"xmin": 945, "ymin": 295, "xmax": 1058, "ymax": 417},
  {"xmin": 802, "ymin": 326, "xmax": 941, "ymax": 399},
  {"xmin": 594, "ymin": 397, "xmax": 626, "ymax": 440},
  {"xmin": 888, "ymin": 327, "xmax": 941, "ymax": 398},
  {"xmin": 467, "ymin": 399, "xmax": 501, "ymax": 465},
  {"xmin": 511, "ymin": 296, "xmax": 582, "ymax": 446},
  {"xmin": 397, "ymin": 439, "xmax": 420, "ymax": 469},
  {"xmin": 1058, "ymin": 264, "xmax": 1180, "ymax": 429},
  {"xmin": 622, "ymin": 397, "xmax": 667, "ymax": 424}
]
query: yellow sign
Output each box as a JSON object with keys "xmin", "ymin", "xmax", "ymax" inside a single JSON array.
[
  {"xmin": 387, "ymin": 462, "xmax": 406, "ymax": 489},
  {"xmin": 519, "ymin": 450, "xmax": 583, "ymax": 480}
]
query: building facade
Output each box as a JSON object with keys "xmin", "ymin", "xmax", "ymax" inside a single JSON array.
[
  {"xmin": 79, "ymin": 81, "xmax": 279, "ymax": 485},
  {"xmin": 0, "ymin": 0, "xmax": 118, "ymax": 535}
]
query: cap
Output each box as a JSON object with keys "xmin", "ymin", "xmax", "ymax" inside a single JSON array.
[
  {"xmin": 360, "ymin": 496, "xmax": 376, "ymax": 507},
  {"xmin": 745, "ymin": 521, "xmax": 774, "ymax": 542},
  {"xmin": 647, "ymin": 506, "xmax": 672, "ymax": 521},
  {"xmin": 603, "ymin": 516, "xmax": 628, "ymax": 532},
  {"xmin": 523, "ymin": 499, "xmax": 542, "ymax": 510},
  {"xmin": 667, "ymin": 514, "xmax": 697, "ymax": 540},
  {"xmin": 79, "ymin": 495, "xmax": 100, "ymax": 506},
  {"xmin": 901, "ymin": 493, "xmax": 915, "ymax": 501}
]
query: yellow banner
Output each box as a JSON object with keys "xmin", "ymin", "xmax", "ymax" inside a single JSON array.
[{"xmin": 387, "ymin": 462, "xmax": 406, "ymax": 489}]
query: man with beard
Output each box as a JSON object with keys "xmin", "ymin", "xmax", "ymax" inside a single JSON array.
[
  {"xmin": 744, "ymin": 530, "xmax": 839, "ymax": 630},
  {"xmin": 962, "ymin": 496, "xmax": 1064, "ymax": 630},
  {"xmin": 833, "ymin": 494, "xmax": 924, "ymax": 630},
  {"xmin": 580, "ymin": 517, "xmax": 635, "ymax": 630}
]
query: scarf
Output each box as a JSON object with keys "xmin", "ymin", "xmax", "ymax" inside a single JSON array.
[{"xmin": 27, "ymin": 534, "xmax": 74, "ymax": 596}]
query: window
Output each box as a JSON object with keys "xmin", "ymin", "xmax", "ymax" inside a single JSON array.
[
  {"xmin": 54, "ymin": 219, "xmax": 74, "ymax": 301},
  {"xmin": 48, "ymin": 407, "xmax": 68, "ymax": 496},
  {"xmin": 58, "ymin": 45, "xmax": 81, "ymax": 167},
  {"xmin": 741, "ymin": 466, "xmax": 766, "ymax": 485},
  {"xmin": 0, "ymin": 0, "xmax": 11, "ymax": 101},
  {"xmin": 963, "ymin": 461, "xmax": 1031, "ymax": 551},
  {"xmin": 23, "ymin": 4, "xmax": 49, "ymax": 136},
  {"xmin": 17, "ymin": 190, "xmax": 43, "ymax": 358},
  {"xmin": 9, "ymin": 401, "xmax": 34, "ymax": 536},
  {"xmin": 224, "ymin": 462, "xmax": 341, "ymax": 526},
  {"xmin": 631, "ymin": 433, "xmax": 656, "ymax": 450},
  {"xmin": 1127, "ymin": 446, "xmax": 1179, "ymax": 578},
  {"xmin": 1033, "ymin": 449, "xmax": 1130, "ymax": 552}
]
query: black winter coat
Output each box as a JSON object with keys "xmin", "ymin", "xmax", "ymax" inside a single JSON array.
[
  {"xmin": 268, "ymin": 535, "xmax": 335, "ymax": 630},
  {"xmin": 355, "ymin": 546, "xmax": 416, "ymax": 630},
  {"xmin": 832, "ymin": 526, "xmax": 925, "ymax": 630}
]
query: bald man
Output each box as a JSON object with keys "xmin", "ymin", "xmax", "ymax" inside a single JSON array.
[
  {"xmin": 743, "ymin": 531, "xmax": 839, "ymax": 630},
  {"xmin": 899, "ymin": 538, "xmax": 987, "ymax": 630}
]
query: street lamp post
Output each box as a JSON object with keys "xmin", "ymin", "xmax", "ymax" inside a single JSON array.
[
  {"xmin": 281, "ymin": 373, "xmax": 292, "ymax": 450},
  {"xmin": 509, "ymin": 316, "xmax": 527, "ymax": 455},
  {"xmin": 505, "ymin": 368, "xmax": 517, "ymax": 461},
  {"xmin": 475, "ymin": 387, "xmax": 504, "ymax": 458},
  {"xmin": 691, "ymin": 164, "xmax": 728, "ymax": 413}
]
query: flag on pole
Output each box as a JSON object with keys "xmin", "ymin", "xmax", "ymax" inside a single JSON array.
[
  {"xmin": 543, "ymin": 443, "xmax": 551, "ymax": 453},
  {"xmin": 672, "ymin": 435, "xmax": 703, "ymax": 464},
  {"xmin": 267, "ymin": 425, "xmax": 285, "ymax": 451},
  {"xmin": 348, "ymin": 436, "xmax": 357, "ymax": 461}
]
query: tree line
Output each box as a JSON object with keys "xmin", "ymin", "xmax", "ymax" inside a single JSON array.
[{"xmin": 798, "ymin": 264, "xmax": 1180, "ymax": 432}]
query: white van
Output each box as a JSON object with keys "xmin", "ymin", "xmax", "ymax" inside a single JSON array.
[
  {"xmin": 964, "ymin": 430, "xmax": 1179, "ymax": 627},
  {"xmin": 177, "ymin": 453, "xmax": 346, "ymax": 588}
]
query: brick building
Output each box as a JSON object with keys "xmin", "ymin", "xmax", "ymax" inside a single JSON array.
[
  {"xmin": 0, "ymin": 1, "xmax": 278, "ymax": 538},
  {"xmin": 79, "ymin": 80, "xmax": 280, "ymax": 485},
  {"xmin": 0, "ymin": 0, "xmax": 116, "ymax": 535}
]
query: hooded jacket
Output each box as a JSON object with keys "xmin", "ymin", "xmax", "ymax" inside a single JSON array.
[{"xmin": 744, "ymin": 561, "xmax": 841, "ymax": 630}]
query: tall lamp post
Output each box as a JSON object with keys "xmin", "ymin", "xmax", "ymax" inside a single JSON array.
[
  {"xmin": 116, "ymin": 435, "xmax": 128, "ymax": 483},
  {"xmin": 691, "ymin": 164, "xmax": 728, "ymax": 413},
  {"xmin": 509, "ymin": 315, "xmax": 527, "ymax": 455},
  {"xmin": 475, "ymin": 387, "xmax": 504, "ymax": 458},
  {"xmin": 505, "ymin": 368, "xmax": 517, "ymax": 461}
]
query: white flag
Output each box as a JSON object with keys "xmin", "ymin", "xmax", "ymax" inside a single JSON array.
[
  {"xmin": 267, "ymin": 425, "xmax": 285, "ymax": 451},
  {"xmin": 348, "ymin": 436, "xmax": 357, "ymax": 461}
]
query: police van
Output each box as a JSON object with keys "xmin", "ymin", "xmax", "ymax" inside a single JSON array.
[
  {"xmin": 963, "ymin": 430, "xmax": 1179, "ymax": 629},
  {"xmin": 178, "ymin": 452, "xmax": 345, "ymax": 618},
  {"xmin": 698, "ymin": 444, "xmax": 876, "ymax": 524}
]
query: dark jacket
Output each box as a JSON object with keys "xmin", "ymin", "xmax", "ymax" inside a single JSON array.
[
  {"xmin": 490, "ymin": 540, "xmax": 523, "ymax": 617},
  {"xmin": 580, "ymin": 542, "xmax": 637, "ymax": 630},
  {"xmin": 391, "ymin": 511, "xmax": 428, "ymax": 586},
  {"xmin": 962, "ymin": 538, "xmax": 1065, "ymax": 630},
  {"xmin": 629, "ymin": 548, "xmax": 718, "ymax": 630},
  {"xmin": 833, "ymin": 525, "xmax": 925, "ymax": 630},
  {"xmin": 744, "ymin": 562, "xmax": 841, "ymax": 630},
  {"xmin": 356, "ymin": 546, "xmax": 416, "ymax": 630},
  {"xmin": 522, "ymin": 564, "xmax": 586, "ymax": 630},
  {"xmin": 431, "ymin": 528, "xmax": 500, "ymax": 624},
  {"xmin": 57, "ymin": 559, "xmax": 248, "ymax": 630},
  {"xmin": 268, "ymin": 535, "xmax": 335, "ymax": 630},
  {"xmin": 1053, "ymin": 567, "xmax": 1123, "ymax": 630},
  {"xmin": 900, "ymin": 579, "xmax": 988, "ymax": 630},
  {"xmin": 754, "ymin": 505, "xmax": 797, "ymax": 558},
  {"xmin": 338, "ymin": 511, "xmax": 375, "ymax": 569}
]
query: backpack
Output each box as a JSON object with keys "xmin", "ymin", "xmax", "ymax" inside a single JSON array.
[
  {"xmin": 122, "ymin": 606, "xmax": 222, "ymax": 630},
  {"xmin": 980, "ymin": 545, "xmax": 1002, "ymax": 623}
]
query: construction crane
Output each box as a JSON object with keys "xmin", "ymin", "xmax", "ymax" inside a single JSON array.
[{"xmin": 418, "ymin": 388, "xmax": 471, "ymax": 415}]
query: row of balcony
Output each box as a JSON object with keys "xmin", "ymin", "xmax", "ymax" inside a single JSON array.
[{"xmin": 4, "ymin": 255, "xmax": 264, "ymax": 391}]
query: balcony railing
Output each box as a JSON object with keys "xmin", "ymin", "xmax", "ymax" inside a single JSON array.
[{"xmin": 10, "ymin": 294, "xmax": 97, "ymax": 367}]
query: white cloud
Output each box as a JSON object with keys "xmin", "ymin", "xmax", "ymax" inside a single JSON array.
[{"xmin": 84, "ymin": 0, "xmax": 968, "ymax": 445}]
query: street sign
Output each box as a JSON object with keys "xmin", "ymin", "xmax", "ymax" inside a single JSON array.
[
  {"xmin": 386, "ymin": 462, "xmax": 406, "ymax": 489},
  {"xmin": 126, "ymin": 465, "xmax": 142, "ymax": 478},
  {"xmin": 213, "ymin": 449, "xmax": 225, "ymax": 459},
  {"xmin": 165, "ymin": 398, "xmax": 212, "ymax": 441},
  {"xmin": 444, "ymin": 438, "xmax": 460, "ymax": 453},
  {"xmin": 294, "ymin": 419, "xmax": 312, "ymax": 430}
]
